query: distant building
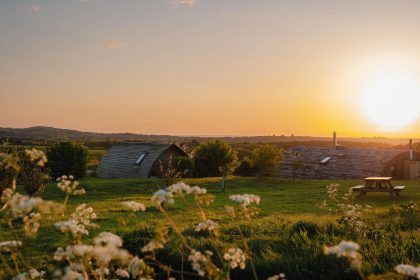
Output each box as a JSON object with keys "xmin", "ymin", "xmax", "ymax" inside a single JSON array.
[
  {"xmin": 97, "ymin": 142, "xmax": 187, "ymax": 179},
  {"xmin": 280, "ymin": 146, "xmax": 420, "ymax": 179}
]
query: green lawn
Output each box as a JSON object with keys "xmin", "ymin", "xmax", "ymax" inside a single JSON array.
[{"xmin": 10, "ymin": 177, "xmax": 420, "ymax": 279}]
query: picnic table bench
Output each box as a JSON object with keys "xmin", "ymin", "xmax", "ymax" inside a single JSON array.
[{"xmin": 351, "ymin": 177, "xmax": 405, "ymax": 196}]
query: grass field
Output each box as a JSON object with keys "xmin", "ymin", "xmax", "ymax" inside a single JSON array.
[{"xmin": 11, "ymin": 177, "xmax": 418, "ymax": 279}]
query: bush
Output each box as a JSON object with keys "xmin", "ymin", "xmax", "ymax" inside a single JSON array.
[
  {"xmin": 250, "ymin": 145, "xmax": 284, "ymax": 177},
  {"xmin": 18, "ymin": 150, "xmax": 49, "ymax": 195},
  {"xmin": 0, "ymin": 146, "xmax": 21, "ymax": 192},
  {"xmin": 174, "ymin": 156, "xmax": 194, "ymax": 177},
  {"xmin": 234, "ymin": 157, "xmax": 257, "ymax": 176},
  {"xmin": 193, "ymin": 141, "xmax": 238, "ymax": 178},
  {"xmin": 46, "ymin": 141, "xmax": 89, "ymax": 179}
]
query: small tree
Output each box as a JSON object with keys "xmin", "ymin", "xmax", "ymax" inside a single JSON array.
[
  {"xmin": 289, "ymin": 152, "xmax": 304, "ymax": 179},
  {"xmin": 193, "ymin": 141, "xmax": 238, "ymax": 191},
  {"xmin": 46, "ymin": 141, "xmax": 89, "ymax": 179},
  {"xmin": 250, "ymin": 144, "xmax": 284, "ymax": 177}
]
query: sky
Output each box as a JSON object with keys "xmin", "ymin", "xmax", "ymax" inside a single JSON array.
[{"xmin": 1, "ymin": 0, "xmax": 420, "ymax": 137}]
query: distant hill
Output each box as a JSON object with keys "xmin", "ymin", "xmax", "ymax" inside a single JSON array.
[{"xmin": 0, "ymin": 126, "xmax": 416, "ymax": 149}]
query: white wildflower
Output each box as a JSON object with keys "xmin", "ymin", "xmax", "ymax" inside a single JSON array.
[
  {"xmin": 229, "ymin": 194, "xmax": 260, "ymax": 206},
  {"xmin": 115, "ymin": 269, "xmax": 130, "ymax": 278},
  {"xmin": 188, "ymin": 186, "xmax": 207, "ymax": 195},
  {"xmin": 167, "ymin": 182, "xmax": 191, "ymax": 194},
  {"xmin": 122, "ymin": 201, "xmax": 146, "ymax": 212},
  {"xmin": 52, "ymin": 266, "xmax": 83, "ymax": 280},
  {"xmin": 93, "ymin": 232, "xmax": 123, "ymax": 248},
  {"xmin": 151, "ymin": 189, "xmax": 174, "ymax": 206},
  {"xmin": 57, "ymin": 176, "xmax": 85, "ymax": 196},
  {"xmin": 195, "ymin": 219, "xmax": 219, "ymax": 232},
  {"xmin": 12, "ymin": 269, "xmax": 45, "ymax": 280},
  {"xmin": 324, "ymin": 241, "xmax": 361, "ymax": 269},
  {"xmin": 223, "ymin": 247, "xmax": 247, "ymax": 269},
  {"xmin": 23, "ymin": 212, "xmax": 41, "ymax": 236},
  {"xmin": 188, "ymin": 249, "xmax": 214, "ymax": 277},
  {"xmin": 0, "ymin": 240, "xmax": 22, "ymax": 253},
  {"xmin": 141, "ymin": 241, "xmax": 164, "ymax": 252},
  {"xmin": 127, "ymin": 256, "xmax": 154, "ymax": 280},
  {"xmin": 25, "ymin": 148, "xmax": 47, "ymax": 167},
  {"xmin": 394, "ymin": 264, "xmax": 420, "ymax": 279},
  {"xmin": 94, "ymin": 267, "xmax": 109, "ymax": 276},
  {"xmin": 3, "ymin": 192, "xmax": 43, "ymax": 218},
  {"xmin": 55, "ymin": 204, "xmax": 97, "ymax": 237}
]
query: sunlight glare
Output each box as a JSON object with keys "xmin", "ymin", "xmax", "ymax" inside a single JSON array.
[{"xmin": 362, "ymin": 68, "xmax": 420, "ymax": 131}]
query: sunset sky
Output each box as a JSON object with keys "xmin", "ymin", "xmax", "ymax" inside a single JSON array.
[{"xmin": 1, "ymin": 0, "xmax": 420, "ymax": 137}]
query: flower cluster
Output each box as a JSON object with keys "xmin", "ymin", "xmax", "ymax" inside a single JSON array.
[
  {"xmin": 53, "ymin": 231, "xmax": 154, "ymax": 279},
  {"xmin": 121, "ymin": 201, "xmax": 146, "ymax": 212},
  {"xmin": 227, "ymin": 193, "xmax": 261, "ymax": 220},
  {"xmin": 394, "ymin": 264, "xmax": 420, "ymax": 279},
  {"xmin": 223, "ymin": 248, "xmax": 247, "ymax": 270},
  {"xmin": 55, "ymin": 204, "xmax": 97, "ymax": 237},
  {"xmin": 151, "ymin": 189, "xmax": 174, "ymax": 206},
  {"xmin": 324, "ymin": 241, "xmax": 361, "ymax": 269},
  {"xmin": 25, "ymin": 148, "xmax": 47, "ymax": 167},
  {"xmin": 13, "ymin": 269, "xmax": 45, "ymax": 280},
  {"xmin": 188, "ymin": 249, "xmax": 217, "ymax": 277},
  {"xmin": 195, "ymin": 219, "xmax": 219, "ymax": 233},
  {"xmin": 229, "ymin": 194, "xmax": 260, "ymax": 206},
  {"xmin": 56, "ymin": 175, "xmax": 85, "ymax": 196},
  {"xmin": 23, "ymin": 212, "xmax": 41, "ymax": 237},
  {"xmin": 0, "ymin": 240, "xmax": 22, "ymax": 253},
  {"xmin": 167, "ymin": 182, "xmax": 207, "ymax": 195},
  {"xmin": 142, "ymin": 226, "xmax": 168, "ymax": 253},
  {"xmin": 1, "ymin": 190, "xmax": 43, "ymax": 218}
]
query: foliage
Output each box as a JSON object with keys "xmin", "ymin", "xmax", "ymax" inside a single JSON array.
[
  {"xmin": 0, "ymin": 146, "xmax": 20, "ymax": 192},
  {"xmin": 18, "ymin": 150, "xmax": 49, "ymax": 195},
  {"xmin": 174, "ymin": 156, "xmax": 195, "ymax": 178},
  {"xmin": 234, "ymin": 157, "xmax": 257, "ymax": 176},
  {"xmin": 250, "ymin": 144, "xmax": 284, "ymax": 177},
  {"xmin": 159, "ymin": 155, "xmax": 186, "ymax": 187},
  {"xmin": 193, "ymin": 141, "xmax": 239, "ymax": 191},
  {"xmin": 46, "ymin": 141, "xmax": 89, "ymax": 179}
]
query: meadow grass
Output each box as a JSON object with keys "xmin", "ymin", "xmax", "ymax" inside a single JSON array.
[{"xmin": 11, "ymin": 177, "xmax": 420, "ymax": 279}]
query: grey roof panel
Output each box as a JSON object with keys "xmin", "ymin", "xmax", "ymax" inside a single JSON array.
[{"xmin": 97, "ymin": 142, "xmax": 184, "ymax": 178}]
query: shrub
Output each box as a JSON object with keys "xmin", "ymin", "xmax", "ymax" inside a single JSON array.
[
  {"xmin": 234, "ymin": 157, "xmax": 257, "ymax": 176},
  {"xmin": 250, "ymin": 145, "xmax": 284, "ymax": 177},
  {"xmin": 0, "ymin": 144, "xmax": 22, "ymax": 192},
  {"xmin": 46, "ymin": 141, "xmax": 89, "ymax": 179},
  {"xmin": 174, "ymin": 156, "xmax": 195, "ymax": 177},
  {"xmin": 193, "ymin": 141, "xmax": 239, "ymax": 191},
  {"xmin": 18, "ymin": 150, "xmax": 49, "ymax": 195}
]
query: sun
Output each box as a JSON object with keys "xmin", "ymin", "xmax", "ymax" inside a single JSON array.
[{"xmin": 361, "ymin": 68, "xmax": 420, "ymax": 131}]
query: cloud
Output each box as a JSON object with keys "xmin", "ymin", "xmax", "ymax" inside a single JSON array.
[
  {"xmin": 169, "ymin": 0, "xmax": 196, "ymax": 7},
  {"xmin": 103, "ymin": 41, "xmax": 125, "ymax": 49},
  {"xmin": 31, "ymin": 4, "xmax": 41, "ymax": 12}
]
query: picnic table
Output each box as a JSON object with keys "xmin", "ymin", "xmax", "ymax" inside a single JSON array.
[{"xmin": 351, "ymin": 177, "xmax": 405, "ymax": 196}]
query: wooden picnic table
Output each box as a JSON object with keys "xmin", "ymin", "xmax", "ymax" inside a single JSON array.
[{"xmin": 352, "ymin": 177, "xmax": 405, "ymax": 196}]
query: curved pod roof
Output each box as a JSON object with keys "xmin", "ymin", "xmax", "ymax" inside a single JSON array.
[{"xmin": 96, "ymin": 142, "xmax": 186, "ymax": 178}]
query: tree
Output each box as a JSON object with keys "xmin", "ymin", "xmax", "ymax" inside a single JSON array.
[
  {"xmin": 46, "ymin": 141, "xmax": 89, "ymax": 179},
  {"xmin": 193, "ymin": 141, "xmax": 238, "ymax": 191},
  {"xmin": 234, "ymin": 157, "xmax": 257, "ymax": 177},
  {"xmin": 289, "ymin": 152, "xmax": 304, "ymax": 179},
  {"xmin": 250, "ymin": 144, "xmax": 284, "ymax": 177}
]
